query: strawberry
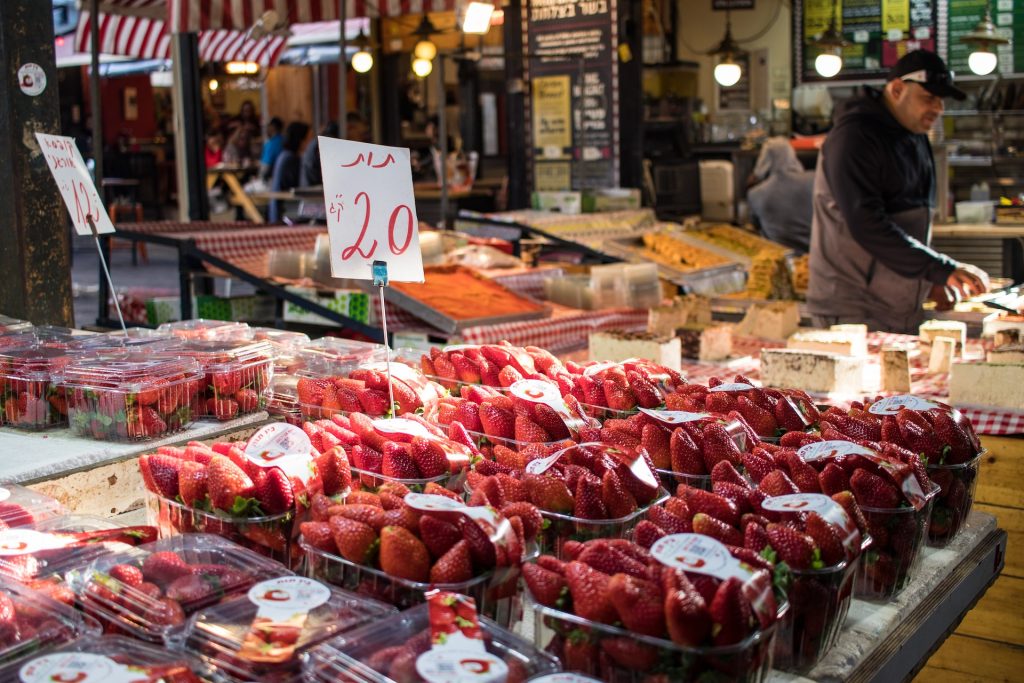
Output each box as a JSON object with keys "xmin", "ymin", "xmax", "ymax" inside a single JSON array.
[
  {"xmin": 602, "ymin": 374, "xmax": 637, "ymax": 412},
  {"xmin": 478, "ymin": 403, "xmax": 515, "ymax": 440},
  {"xmin": 149, "ymin": 597, "xmax": 186, "ymax": 627},
  {"xmin": 601, "ymin": 637, "xmax": 658, "ymax": 671},
  {"xmin": 300, "ymin": 521, "xmax": 338, "ymax": 554},
  {"xmin": 766, "ymin": 524, "xmax": 815, "ymax": 569},
  {"xmin": 515, "ymin": 415, "xmax": 552, "ymax": 443},
  {"xmin": 743, "ymin": 522, "xmax": 770, "ymax": 553},
  {"xmin": 326, "ymin": 517, "xmax": 379, "ymax": 568},
  {"xmin": 529, "ymin": 404, "xmax": 570, "ymax": 440},
  {"xmin": 683, "ymin": 488, "xmax": 739, "ymax": 527},
  {"xmin": 459, "ymin": 516, "xmax": 497, "ymax": 569},
  {"xmin": 608, "ymin": 573, "xmax": 665, "ymax": 636},
  {"xmin": 701, "ymin": 423, "xmax": 742, "ymax": 471},
  {"xmin": 418, "ymin": 514, "xmax": 464, "ymax": 560},
  {"xmin": 601, "ymin": 469, "xmax": 638, "ymax": 519},
  {"xmin": 736, "ymin": 396, "xmax": 777, "ymax": 437},
  {"xmin": 258, "ymin": 467, "xmax": 294, "ymax": 514},
  {"xmin": 712, "ymin": 482, "xmax": 752, "ymax": 515},
  {"xmin": 108, "ymin": 564, "xmax": 144, "ymax": 587},
  {"xmin": 665, "ymin": 575, "xmax": 711, "ymax": 646},
  {"xmin": 453, "ymin": 400, "xmax": 483, "ymax": 433},
  {"xmin": 523, "ymin": 561, "xmax": 568, "ymax": 607},
  {"xmin": 562, "ymin": 633, "xmax": 598, "ymax": 675},
  {"xmin": 382, "ymin": 443, "xmax": 419, "ymax": 479},
  {"xmin": 141, "ymin": 551, "xmax": 190, "ymax": 584},
  {"xmin": 775, "ymin": 396, "xmax": 809, "ymax": 432},
  {"xmin": 711, "ymin": 460, "xmax": 749, "ymax": 490},
  {"xmin": 351, "ymin": 444, "xmax": 383, "ymax": 475},
  {"xmin": 709, "ymin": 576, "xmax": 753, "ymax": 646},
  {"xmin": 805, "ymin": 512, "xmax": 845, "ymax": 566},
  {"xmin": 316, "ymin": 447, "xmax": 353, "ymax": 497},
  {"xmin": 640, "ymin": 424, "xmax": 671, "ymax": 470},
  {"xmin": 577, "ymin": 542, "xmax": 648, "ymax": 579},
  {"xmin": 692, "ymin": 512, "xmax": 743, "ymax": 546},
  {"xmin": 140, "ymin": 455, "xmax": 181, "ymax": 499},
  {"xmin": 523, "ymin": 474, "xmax": 574, "ymax": 513},
  {"xmin": 670, "ymin": 428, "xmax": 706, "ymax": 475},
  {"xmin": 758, "ymin": 469, "xmax": 800, "ymax": 498},
  {"xmin": 357, "ymin": 388, "xmax": 391, "ymax": 416},
  {"xmin": 410, "ymin": 438, "xmax": 448, "ymax": 478},
  {"xmin": 850, "ymin": 468, "xmax": 900, "ymax": 509},
  {"xmin": 647, "ymin": 505, "xmax": 691, "ymax": 534},
  {"xmin": 781, "ymin": 452, "xmax": 822, "ymax": 494},
  {"xmin": 572, "ymin": 474, "xmax": 606, "ymax": 520},
  {"xmin": 819, "ymin": 462, "xmax": 850, "ymax": 496},
  {"xmin": 206, "ymin": 455, "xmax": 256, "ymax": 512},
  {"xmin": 501, "ymin": 502, "xmax": 543, "ymax": 539},
  {"xmin": 564, "ymin": 561, "xmax": 616, "ymax": 624},
  {"xmin": 780, "ymin": 431, "xmax": 822, "ymax": 449},
  {"xmin": 634, "ymin": 519, "xmax": 667, "ymax": 548},
  {"xmin": 626, "ymin": 370, "xmax": 663, "ymax": 409},
  {"xmin": 665, "ymin": 496, "xmax": 691, "ymax": 521},
  {"xmin": 234, "ymin": 388, "xmax": 260, "ymax": 413},
  {"xmin": 206, "ymin": 398, "xmax": 239, "ymax": 421}
]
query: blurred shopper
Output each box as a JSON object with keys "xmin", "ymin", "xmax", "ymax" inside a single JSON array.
[
  {"xmin": 204, "ymin": 129, "xmax": 224, "ymax": 168},
  {"xmin": 222, "ymin": 126, "xmax": 253, "ymax": 166},
  {"xmin": 269, "ymin": 121, "xmax": 310, "ymax": 222},
  {"xmin": 260, "ymin": 117, "xmax": 284, "ymax": 180},
  {"xmin": 747, "ymin": 138, "xmax": 814, "ymax": 253}
]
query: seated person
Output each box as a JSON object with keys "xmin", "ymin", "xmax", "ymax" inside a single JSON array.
[
  {"xmin": 747, "ymin": 137, "xmax": 815, "ymax": 253},
  {"xmin": 269, "ymin": 121, "xmax": 310, "ymax": 223}
]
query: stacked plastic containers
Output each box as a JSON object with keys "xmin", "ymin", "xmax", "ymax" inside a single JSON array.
[
  {"xmin": 251, "ymin": 327, "xmax": 311, "ymax": 374},
  {"xmin": 0, "ymin": 344, "xmax": 78, "ymax": 430},
  {"xmin": 1, "ymin": 636, "xmax": 209, "ymax": 682},
  {"xmin": 60, "ymin": 356, "xmax": 204, "ymax": 441},
  {"xmin": 157, "ymin": 319, "xmax": 254, "ymax": 342},
  {"xmin": 293, "ymin": 338, "xmax": 390, "ymax": 420},
  {"xmin": 927, "ymin": 450, "xmax": 985, "ymax": 546},
  {"xmin": 0, "ymin": 484, "xmax": 68, "ymax": 529}
]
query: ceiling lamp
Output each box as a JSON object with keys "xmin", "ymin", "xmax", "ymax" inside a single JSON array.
[
  {"xmin": 961, "ymin": 2, "xmax": 1008, "ymax": 75},
  {"xmin": 412, "ymin": 57, "xmax": 433, "ymax": 77},
  {"xmin": 412, "ymin": 13, "xmax": 439, "ymax": 61},
  {"xmin": 351, "ymin": 29, "xmax": 373, "ymax": 73},
  {"xmin": 461, "ymin": 1, "xmax": 495, "ymax": 34},
  {"xmin": 814, "ymin": 1, "xmax": 849, "ymax": 78},
  {"xmin": 225, "ymin": 61, "xmax": 260, "ymax": 75},
  {"xmin": 708, "ymin": 11, "xmax": 745, "ymax": 88}
]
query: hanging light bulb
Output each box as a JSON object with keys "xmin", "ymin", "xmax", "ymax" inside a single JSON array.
[
  {"xmin": 708, "ymin": 10, "xmax": 745, "ymax": 88},
  {"xmin": 412, "ymin": 57, "xmax": 433, "ymax": 78},
  {"xmin": 351, "ymin": 29, "xmax": 374, "ymax": 73},
  {"xmin": 714, "ymin": 60, "xmax": 742, "ymax": 87},
  {"xmin": 208, "ymin": 78, "xmax": 219, "ymax": 92},
  {"xmin": 815, "ymin": 50, "xmax": 843, "ymax": 78},
  {"xmin": 813, "ymin": 1, "xmax": 849, "ymax": 79},
  {"xmin": 411, "ymin": 12, "xmax": 439, "ymax": 61},
  {"xmin": 414, "ymin": 40, "xmax": 437, "ymax": 61},
  {"xmin": 961, "ymin": 2, "xmax": 1007, "ymax": 75}
]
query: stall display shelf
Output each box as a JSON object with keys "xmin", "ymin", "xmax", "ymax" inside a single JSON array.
[{"xmin": 0, "ymin": 411, "xmax": 269, "ymax": 484}]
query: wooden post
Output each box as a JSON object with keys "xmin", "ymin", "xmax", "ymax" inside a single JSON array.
[{"xmin": 0, "ymin": 0, "xmax": 73, "ymax": 325}]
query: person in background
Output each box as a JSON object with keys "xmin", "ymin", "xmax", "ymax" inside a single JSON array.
[
  {"xmin": 229, "ymin": 100, "xmax": 261, "ymax": 136},
  {"xmin": 747, "ymin": 137, "xmax": 814, "ymax": 253},
  {"xmin": 270, "ymin": 121, "xmax": 310, "ymax": 223},
  {"xmin": 260, "ymin": 117, "xmax": 284, "ymax": 181},
  {"xmin": 204, "ymin": 129, "xmax": 224, "ymax": 168},
  {"xmin": 808, "ymin": 49, "xmax": 990, "ymax": 333},
  {"xmin": 221, "ymin": 126, "xmax": 253, "ymax": 166}
]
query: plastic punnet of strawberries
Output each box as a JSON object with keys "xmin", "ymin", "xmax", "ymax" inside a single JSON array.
[
  {"xmin": 0, "ymin": 346, "xmax": 78, "ymax": 430},
  {"xmin": 523, "ymin": 534, "xmax": 783, "ymax": 681},
  {"xmin": 9, "ymin": 635, "xmax": 207, "ymax": 683},
  {"xmin": 0, "ymin": 576, "xmax": 100, "ymax": 666},
  {"xmin": 419, "ymin": 342, "xmax": 565, "ymax": 391},
  {"xmin": 560, "ymin": 358, "xmax": 688, "ymax": 418},
  {"xmin": 296, "ymin": 362, "xmax": 445, "ymax": 421},
  {"xmin": 301, "ymin": 486, "xmax": 539, "ymax": 624}
]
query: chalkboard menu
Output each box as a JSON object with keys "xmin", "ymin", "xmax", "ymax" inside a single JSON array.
[
  {"xmin": 795, "ymin": 0, "xmax": 937, "ymax": 84},
  {"xmin": 947, "ymin": 0, "xmax": 1019, "ymax": 75},
  {"xmin": 524, "ymin": 0, "xmax": 620, "ymax": 191}
]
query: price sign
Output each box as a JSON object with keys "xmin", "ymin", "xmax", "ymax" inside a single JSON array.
[
  {"xmin": 319, "ymin": 138, "xmax": 424, "ymax": 283},
  {"xmin": 35, "ymin": 133, "xmax": 115, "ymax": 236}
]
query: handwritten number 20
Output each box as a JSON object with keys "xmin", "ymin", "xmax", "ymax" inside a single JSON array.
[{"xmin": 339, "ymin": 191, "xmax": 414, "ymax": 261}]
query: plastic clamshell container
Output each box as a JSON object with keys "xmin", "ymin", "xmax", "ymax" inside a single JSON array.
[
  {"xmin": 66, "ymin": 329, "xmax": 175, "ymax": 355},
  {"xmin": 145, "ymin": 490, "xmax": 305, "ymax": 569},
  {"xmin": 301, "ymin": 538, "xmax": 526, "ymax": 628},
  {"xmin": 304, "ymin": 602, "xmax": 560, "ymax": 683},
  {"xmin": 60, "ymin": 356, "xmax": 204, "ymax": 441},
  {"xmin": 525, "ymin": 588, "xmax": 781, "ymax": 683},
  {"xmin": 0, "ymin": 316, "xmax": 31, "ymax": 336},
  {"xmin": 656, "ymin": 468, "xmax": 712, "ymax": 492},
  {"xmin": 184, "ymin": 579, "xmax": 396, "ymax": 683},
  {"xmin": 0, "ymin": 345, "xmax": 77, "ymax": 430},
  {"xmin": 774, "ymin": 536, "xmax": 872, "ymax": 673},
  {"xmin": 0, "ymin": 575, "xmax": 101, "ymax": 671},
  {"xmin": 854, "ymin": 485, "xmax": 940, "ymax": 601},
  {"xmin": 69, "ymin": 534, "xmax": 292, "ymax": 645},
  {"xmin": 296, "ymin": 338, "xmax": 388, "ymax": 377},
  {"xmin": 0, "ymin": 634, "xmax": 209, "ymax": 683},
  {"xmin": 157, "ymin": 319, "xmax": 254, "ymax": 341},
  {"xmin": 926, "ymin": 450, "xmax": 984, "ymax": 547},
  {"xmin": 155, "ymin": 339, "xmax": 275, "ymax": 420},
  {"xmin": 250, "ymin": 327, "xmax": 311, "ymax": 373},
  {"xmin": 0, "ymin": 484, "xmax": 68, "ymax": 528},
  {"xmin": 538, "ymin": 489, "xmax": 671, "ymax": 559}
]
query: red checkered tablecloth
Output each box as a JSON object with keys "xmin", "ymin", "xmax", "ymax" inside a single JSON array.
[
  {"xmin": 459, "ymin": 308, "xmax": 647, "ymax": 353},
  {"xmin": 163, "ymin": 227, "xmax": 327, "ymax": 277},
  {"xmin": 491, "ymin": 268, "xmax": 563, "ymax": 300},
  {"xmin": 116, "ymin": 221, "xmax": 281, "ymax": 235}
]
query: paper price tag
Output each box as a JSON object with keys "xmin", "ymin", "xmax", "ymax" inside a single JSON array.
[
  {"xmin": 510, "ymin": 379, "xmax": 593, "ymax": 439},
  {"xmin": 762, "ymin": 493, "xmax": 862, "ymax": 556},
  {"xmin": 244, "ymin": 423, "xmax": 317, "ymax": 490},
  {"xmin": 798, "ymin": 440, "xmax": 876, "ymax": 462},
  {"xmin": 708, "ymin": 382, "xmax": 754, "ymax": 393},
  {"xmin": 405, "ymin": 493, "xmax": 469, "ymax": 513},
  {"xmin": 406, "ymin": 494, "xmax": 516, "ymax": 554},
  {"xmin": 240, "ymin": 577, "xmax": 331, "ymax": 664},
  {"xmin": 35, "ymin": 133, "xmax": 115, "ymax": 236},
  {"xmin": 868, "ymin": 395, "xmax": 941, "ymax": 415},
  {"xmin": 319, "ymin": 138, "xmax": 423, "ymax": 282},
  {"xmin": 20, "ymin": 653, "xmax": 140, "ymax": 683}
]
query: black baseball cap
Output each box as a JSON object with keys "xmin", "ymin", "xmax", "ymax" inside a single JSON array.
[{"xmin": 888, "ymin": 50, "xmax": 966, "ymax": 101}]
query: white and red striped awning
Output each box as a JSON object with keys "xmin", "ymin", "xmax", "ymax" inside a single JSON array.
[{"xmin": 76, "ymin": 0, "xmax": 456, "ymax": 67}]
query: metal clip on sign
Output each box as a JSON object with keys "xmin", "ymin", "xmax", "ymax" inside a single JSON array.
[
  {"xmin": 372, "ymin": 260, "xmax": 396, "ymax": 414},
  {"xmin": 87, "ymin": 215, "xmax": 127, "ymax": 333}
]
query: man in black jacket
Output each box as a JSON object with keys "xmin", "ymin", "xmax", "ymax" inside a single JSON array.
[{"xmin": 807, "ymin": 50, "xmax": 989, "ymax": 333}]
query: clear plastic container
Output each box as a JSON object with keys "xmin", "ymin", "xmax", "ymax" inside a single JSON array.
[
  {"xmin": 66, "ymin": 329, "xmax": 175, "ymax": 355},
  {"xmin": 656, "ymin": 468, "xmax": 712, "ymax": 492},
  {"xmin": 184, "ymin": 578, "xmax": 396, "ymax": 683},
  {"xmin": 0, "ymin": 345, "xmax": 76, "ymax": 430},
  {"xmin": 304, "ymin": 602, "xmax": 560, "ymax": 683},
  {"xmin": 0, "ymin": 575, "xmax": 101, "ymax": 670},
  {"xmin": 296, "ymin": 362, "xmax": 445, "ymax": 421},
  {"xmin": 0, "ymin": 316, "xmax": 31, "ymax": 336},
  {"xmin": 60, "ymin": 356, "xmax": 204, "ymax": 441},
  {"xmin": 251, "ymin": 327, "xmax": 311, "ymax": 373},
  {"xmin": 526, "ymin": 589, "xmax": 781, "ymax": 682},
  {"xmin": 0, "ymin": 484, "xmax": 68, "ymax": 529},
  {"xmin": 350, "ymin": 466, "xmax": 464, "ymax": 495},
  {"xmin": 296, "ymin": 338, "xmax": 388, "ymax": 377},
  {"xmin": 155, "ymin": 339, "xmax": 274, "ymax": 420},
  {"xmin": 145, "ymin": 490, "xmax": 304, "ymax": 569},
  {"xmin": 267, "ymin": 374, "xmax": 304, "ymax": 426},
  {"xmin": 855, "ymin": 486, "xmax": 939, "ymax": 601},
  {"xmin": 0, "ymin": 635, "xmax": 209, "ymax": 682},
  {"xmin": 926, "ymin": 450, "xmax": 984, "ymax": 547},
  {"xmin": 157, "ymin": 319, "xmax": 253, "ymax": 341},
  {"xmin": 301, "ymin": 539, "xmax": 525, "ymax": 628},
  {"xmin": 538, "ymin": 490, "xmax": 671, "ymax": 559},
  {"xmin": 69, "ymin": 534, "xmax": 292, "ymax": 644}
]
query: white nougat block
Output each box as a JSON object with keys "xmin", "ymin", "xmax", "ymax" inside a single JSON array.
[
  {"xmin": 881, "ymin": 347, "xmax": 912, "ymax": 393},
  {"xmin": 928, "ymin": 338, "xmax": 957, "ymax": 373}
]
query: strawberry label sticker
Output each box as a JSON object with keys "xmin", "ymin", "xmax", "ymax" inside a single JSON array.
[
  {"xmin": 373, "ymin": 417, "xmax": 434, "ymax": 439},
  {"xmin": 582, "ymin": 361, "xmax": 618, "ymax": 377},
  {"xmin": 405, "ymin": 493, "xmax": 469, "ymax": 513},
  {"xmin": 708, "ymin": 382, "xmax": 755, "ymax": 393},
  {"xmin": 240, "ymin": 577, "xmax": 332, "ymax": 664},
  {"xmin": 415, "ymin": 650, "xmax": 508, "ymax": 683},
  {"xmin": 0, "ymin": 529, "xmax": 68, "ymax": 556},
  {"xmin": 510, "ymin": 379, "xmax": 593, "ymax": 439},
  {"xmin": 868, "ymin": 395, "xmax": 942, "ymax": 416},
  {"xmin": 244, "ymin": 423, "xmax": 317, "ymax": 490},
  {"xmin": 407, "ymin": 496, "xmax": 517, "ymax": 555},
  {"xmin": 639, "ymin": 408, "xmax": 711, "ymax": 425},
  {"xmin": 374, "ymin": 419, "xmax": 474, "ymax": 472},
  {"xmin": 524, "ymin": 449, "xmax": 565, "ymax": 476},
  {"xmin": 426, "ymin": 591, "xmax": 486, "ymax": 652},
  {"xmin": 762, "ymin": 493, "xmax": 862, "ymax": 557},
  {"xmin": 651, "ymin": 533, "xmax": 777, "ymax": 627},
  {"xmin": 798, "ymin": 440, "xmax": 876, "ymax": 462},
  {"xmin": 19, "ymin": 653, "xmax": 139, "ymax": 683},
  {"xmin": 0, "ymin": 488, "xmax": 10, "ymax": 504},
  {"xmin": 442, "ymin": 344, "xmax": 480, "ymax": 354}
]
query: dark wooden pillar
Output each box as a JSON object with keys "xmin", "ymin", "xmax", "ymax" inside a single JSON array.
[
  {"xmin": 0, "ymin": 0, "xmax": 73, "ymax": 325},
  {"xmin": 503, "ymin": 0, "xmax": 529, "ymax": 209}
]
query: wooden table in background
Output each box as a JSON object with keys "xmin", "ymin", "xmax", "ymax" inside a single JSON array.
[{"xmin": 207, "ymin": 165, "xmax": 263, "ymax": 223}]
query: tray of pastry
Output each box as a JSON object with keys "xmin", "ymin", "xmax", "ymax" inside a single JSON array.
[{"xmin": 381, "ymin": 265, "xmax": 551, "ymax": 334}]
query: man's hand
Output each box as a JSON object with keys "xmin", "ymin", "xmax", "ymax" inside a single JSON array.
[
  {"xmin": 928, "ymin": 283, "xmax": 956, "ymax": 311},
  {"xmin": 945, "ymin": 263, "xmax": 990, "ymax": 301}
]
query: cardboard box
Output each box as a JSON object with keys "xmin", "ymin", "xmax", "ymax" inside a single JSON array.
[{"xmin": 282, "ymin": 286, "xmax": 370, "ymax": 326}]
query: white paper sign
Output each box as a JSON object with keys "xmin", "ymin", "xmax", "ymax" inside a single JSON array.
[
  {"xmin": 319, "ymin": 137, "xmax": 423, "ymax": 282},
  {"xmin": 34, "ymin": 133, "xmax": 115, "ymax": 236}
]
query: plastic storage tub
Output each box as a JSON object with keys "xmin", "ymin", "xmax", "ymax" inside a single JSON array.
[
  {"xmin": 155, "ymin": 339, "xmax": 274, "ymax": 420},
  {"xmin": 1, "ymin": 635, "xmax": 209, "ymax": 682},
  {"xmin": 304, "ymin": 602, "xmax": 560, "ymax": 683},
  {"xmin": 183, "ymin": 577, "xmax": 396, "ymax": 683},
  {"xmin": 157, "ymin": 319, "xmax": 253, "ymax": 341},
  {"xmin": 0, "ymin": 484, "xmax": 68, "ymax": 528},
  {"xmin": 301, "ymin": 538, "xmax": 525, "ymax": 627},
  {"xmin": 927, "ymin": 451, "xmax": 984, "ymax": 546},
  {"xmin": 0, "ymin": 575, "xmax": 101, "ymax": 670},
  {"xmin": 526, "ymin": 589, "xmax": 781, "ymax": 682},
  {"xmin": 60, "ymin": 356, "xmax": 204, "ymax": 441},
  {"xmin": 145, "ymin": 490, "xmax": 305, "ymax": 569},
  {"xmin": 70, "ymin": 534, "xmax": 292, "ymax": 644},
  {"xmin": 0, "ymin": 345, "xmax": 77, "ymax": 430}
]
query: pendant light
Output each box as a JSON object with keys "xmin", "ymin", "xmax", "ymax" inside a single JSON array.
[
  {"xmin": 412, "ymin": 12, "xmax": 440, "ymax": 62},
  {"xmin": 351, "ymin": 29, "xmax": 374, "ymax": 74},
  {"xmin": 814, "ymin": 0, "xmax": 849, "ymax": 78},
  {"xmin": 709, "ymin": 10, "xmax": 745, "ymax": 88},
  {"xmin": 961, "ymin": 2, "xmax": 1008, "ymax": 75}
]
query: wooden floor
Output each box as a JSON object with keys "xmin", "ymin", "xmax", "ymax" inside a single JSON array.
[{"xmin": 913, "ymin": 435, "xmax": 1024, "ymax": 683}]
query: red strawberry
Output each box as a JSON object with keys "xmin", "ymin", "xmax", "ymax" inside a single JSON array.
[
  {"xmin": 206, "ymin": 455, "xmax": 256, "ymax": 511},
  {"xmin": 683, "ymin": 488, "xmax": 739, "ymax": 527},
  {"xmin": 515, "ymin": 415, "xmax": 552, "ymax": 443},
  {"xmin": 140, "ymin": 455, "xmax": 181, "ymax": 499},
  {"xmin": 701, "ymin": 423, "xmax": 742, "ymax": 471},
  {"xmin": 300, "ymin": 521, "xmax": 338, "ymax": 554},
  {"xmin": 149, "ymin": 597, "xmax": 186, "ymax": 627},
  {"xmin": 500, "ymin": 502, "xmax": 543, "ymax": 539},
  {"xmin": 634, "ymin": 520, "xmax": 667, "ymax": 548},
  {"xmin": 711, "ymin": 460, "xmax": 749, "ymax": 489},
  {"xmin": 206, "ymin": 398, "xmax": 239, "ymax": 421},
  {"xmin": 564, "ymin": 561, "xmax": 616, "ymax": 624},
  {"xmin": 573, "ymin": 474, "xmax": 607, "ymax": 519},
  {"xmin": 234, "ymin": 388, "xmax": 260, "ymax": 413},
  {"xmin": 603, "ymin": 374, "xmax": 637, "ymax": 412},
  {"xmin": 692, "ymin": 512, "xmax": 743, "ymax": 546},
  {"xmin": 780, "ymin": 452, "xmax": 822, "ymax": 494},
  {"xmin": 330, "ymin": 517, "xmax": 380, "ymax": 566},
  {"xmin": 429, "ymin": 539, "xmax": 473, "ymax": 584},
  {"xmin": 459, "ymin": 516, "xmax": 497, "ymax": 569},
  {"xmin": 418, "ymin": 514, "xmax": 464, "ymax": 560},
  {"xmin": 705, "ymin": 391, "xmax": 737, "ymax": 414},
  {"xmin": 608, "ymin": 573, "xmax": 665, "ymax": 636},
  {"xmin": 647, "ymin": 505, "xmax": 691, "ymax": 534},
  {"xmin": 382, "ymin": 443, "xmax": 419, "ymax": 479},
  {"xmin": 780, "ymin": 431, "xmax": 822, "ymax": 448},
  {"xmin": 479, "ymin": 403, "xmax": 515, "ymax": 440},
  {"xmin": 357, "ymin": 388, "xmax": 390, "ymax": 416},
  {"xmin": 766, "ymin": 524, "xmax": 815, "ymax": 569},
  {"xmin": 601, "ymin": 469, "xmax": 638, "ymax": 519},
  {"xmin": 819, "ymin": 462, "xmax": 850, "ymax": 496},
  {"xmin": 410, "ymin": 437, "xmax": 449, "ymax": 478},
  {"xmin": 452, "ymin": 400, "xmax": 483, "ymax": 433},
  {"xmin": 626, "ymin": 370, "xmax": 663, "ymax": 409},
  {"xmin": 334, "ymin": 504, "xmax": 388, "ymax": 531},
  {"xmin": 316, "ymin": 447, "xmax": 353, "ymax": 497},
  {"xmin": 522, "ymin": 562, "xmax": 567, "ymax": 607},
  {"xmin": 640, "ymin": 424, "xmax": 671, "ymax": 470},
  {"xmin": 523, "ymin": 474, "xmax": 574, "ymax": 513},
  {"xmin": 665, "ymin": 575, "xmax": 711, "ymax": 646},
  {"xmin": 736, "ymin": 396, "xmax": 777, "ymax": 437},
  {"xmin": 258, "ymin": 467, "xmax": 294, "ymax": 514},
  {"xmin": 805, "ymin": 512, "xmax": 845, "ymax": 566},
  {"xmin": 141, "ymin": 551, "xmax": 190, "ymax": 584},
  {"xmin": 351, "ymin": 444, "xmax": 383, "ymax": 475},
  {"xmin": 108, "ymin": 564, "xmax": 144, "ymax": 587},
  {"xmin": 850, "ymin": 468, "xmax": 900, "ymax": 509},
  {"xmin": 709, "ymin": 576, "xmax": 753, "ymax": 646},
  {"xmin": 743, "ymin": 522, "xmax": 770, "ymax": 553},
  {"xmin": 577, "ymin": 542, "xmax": 648, "ymax": 579},
  {"xmin": 758, "ymin": 469, "xmax": 800, "ymax": 498},
  {"xmin": 601, "ymin": 637, "xmax": 658, "ymax": 671},
  {"xmin": 712, "ymin": 482, "xmax": 752, "ymax": 516},
  {"xmin": 670, "ymin": 429, "xmax": 705, "ymax": 475}
]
